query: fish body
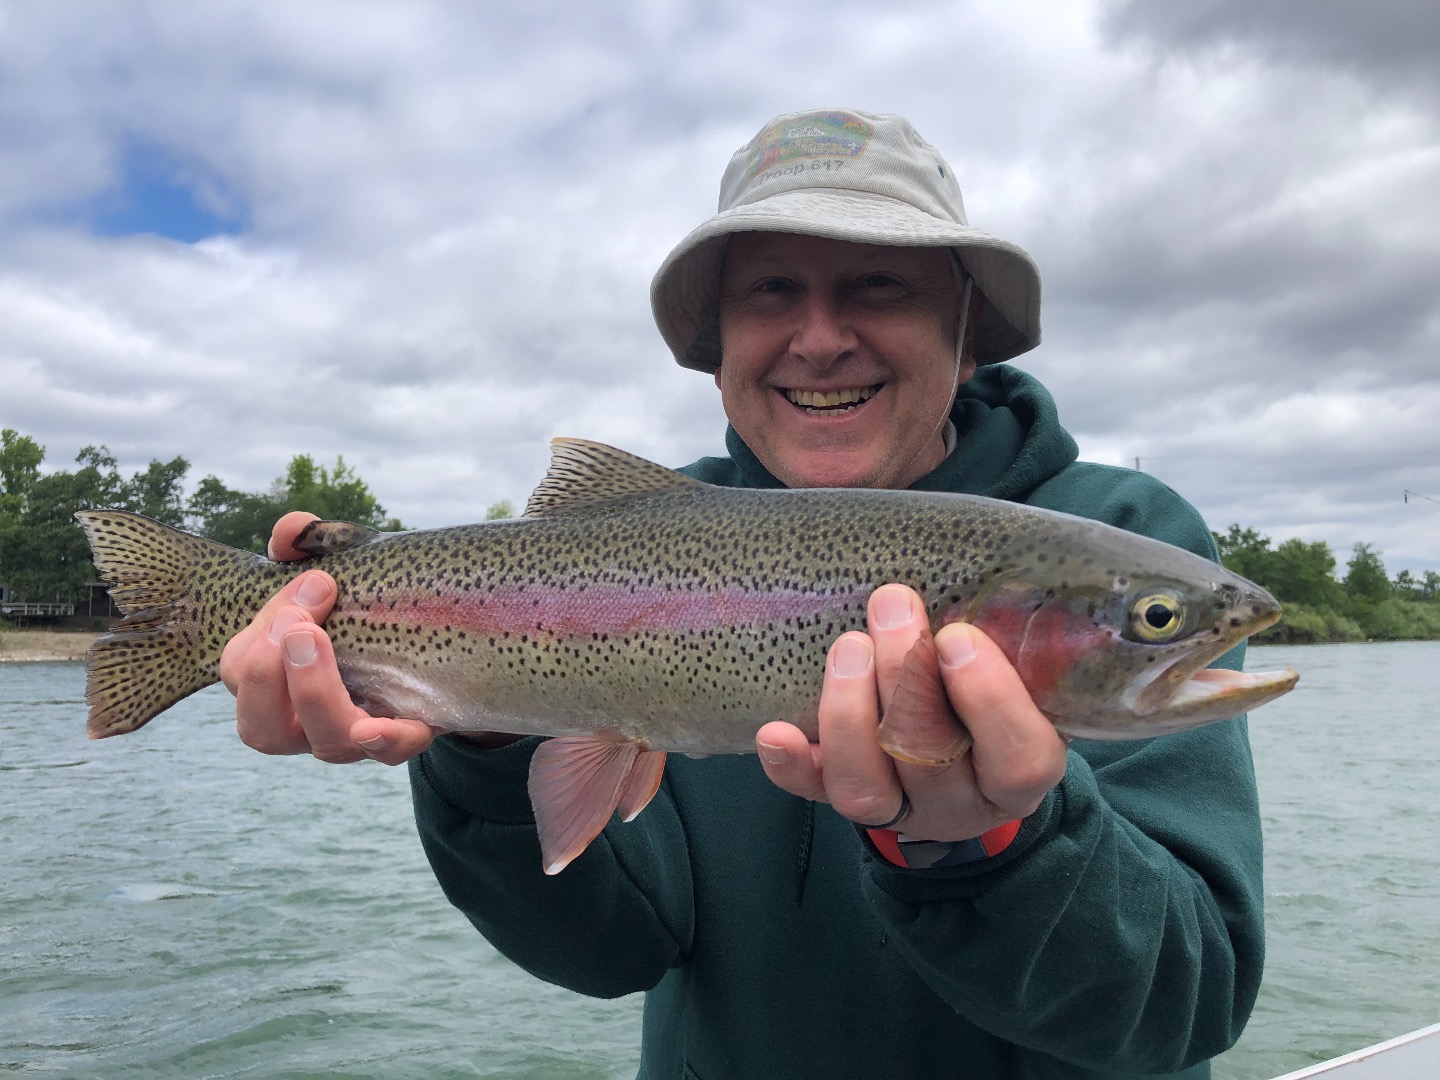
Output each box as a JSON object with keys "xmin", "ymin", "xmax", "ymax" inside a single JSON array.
[{"xmin": 77, "ymin": 439, "xmax": 1297, "ymax": 873}]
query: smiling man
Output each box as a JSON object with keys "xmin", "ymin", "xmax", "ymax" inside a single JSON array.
[
  {"xmin": 714, "ymin": 233, "xmax": 970, "ymax": 490},
  {"xmin": 223, "ymin": 110, "xmax": 1264, "ymax": 1079}
]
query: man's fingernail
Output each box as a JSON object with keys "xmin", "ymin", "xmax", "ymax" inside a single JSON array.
[
  {"xmin": 268, "ymin": 608, "xmax": 303, "ymax": 645},
  {"xmin": 832, "ymin": 635, "xmax": 871, "ymax": 678},
  {"xmin": 295, "ymin": 574, "xmax": 330, "ymax": 608},
  {"xmin": 758, "ymin": 741, "xmax": 789, "ymax": 766},
  {"xmin": 937, "ymin": 627, "xmax": 977, "ymax": 669},
  {"xmin": 283, "ymin": 631, "xmax": 317, "ymax": 666},
  {"xmin": 872, "ymin": 586, "xmax": 912, "ymax": 630},
  {"xmin": 357, "ymin": 735, "xmax": 387, "ymax": 752}
]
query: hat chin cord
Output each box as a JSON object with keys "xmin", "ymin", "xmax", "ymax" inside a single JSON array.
[{"xmin": 952, "ymin": 273, "xmax": 974, "ymax": 369}]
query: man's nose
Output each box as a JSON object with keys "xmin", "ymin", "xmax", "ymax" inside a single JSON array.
[{"xmin": 789, "ymin": 295, "xmax": 857, "ymax": 366}]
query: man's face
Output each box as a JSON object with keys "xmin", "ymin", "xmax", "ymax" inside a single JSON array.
[{"xmin": 715, "ymin": 232, "xmax": 974, "ymax": 491}]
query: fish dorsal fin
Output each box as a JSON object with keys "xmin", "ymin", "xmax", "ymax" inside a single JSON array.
[
  {"xmin": 524, "ymin": 438, "xmax": 704, "ymax": 517},
  {"xmin": 292, "ymin": 519, "xmax": 382, "ymax": 557}
]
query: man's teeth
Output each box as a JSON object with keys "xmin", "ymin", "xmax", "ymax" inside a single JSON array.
[{"xmin": 784, "ymin": 386, "xmax": 878, "ymax": 411}]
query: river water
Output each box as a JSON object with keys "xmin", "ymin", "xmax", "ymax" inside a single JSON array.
[{"xmin": 1, "ymin": 642, "xmax": 1436, "ymax": 1078}]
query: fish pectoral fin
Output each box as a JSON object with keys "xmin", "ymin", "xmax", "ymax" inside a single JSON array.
[
  {"xmin": 529, "ymin": 736, "xmax": 665, "ymax": 875},
  {"xmin": 876, "ymin": 631, "xmax": 974, "ymax": 767},
  {"xmin": 292, "ymin": 519, "xmax": 383, "ymax": 557},
  {"xmin": 616, "ymin": 750, "xmax": 667, "ymax": 822},
  {"xmin": 524, "ymin": 438, "xmax": 705, "ymax": 518}
]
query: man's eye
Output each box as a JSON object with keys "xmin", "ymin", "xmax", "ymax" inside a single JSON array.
[
  {"xmin": 755, "ymin": 278, "xmax": 794, "ymax": 294},
  {"xmin": 857, "ymin": 274, "xmax": 902, "ymax": 290}
]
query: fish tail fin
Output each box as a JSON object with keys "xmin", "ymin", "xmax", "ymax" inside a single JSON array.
[
  {"xmin": 528, "ymin": 736, "xmax": 667, "ymax": 874},
  {"xmin": 75, "ymin": 510, "xmax": 267, "ymax": 739}
]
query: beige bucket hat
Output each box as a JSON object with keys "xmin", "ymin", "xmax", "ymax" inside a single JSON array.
[{"xmin": 651, "ymin": 108, "xmax": 1042, "ymax": 373}]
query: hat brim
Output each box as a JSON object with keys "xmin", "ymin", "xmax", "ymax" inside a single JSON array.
[{"xmin": 650, "ymin": 188, "xmax": 1041, "ymax": 373}]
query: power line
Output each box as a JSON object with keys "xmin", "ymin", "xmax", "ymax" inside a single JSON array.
[{"xmin": 1403, "ymin": 490, "xmax": 1440, "ymax": 506}]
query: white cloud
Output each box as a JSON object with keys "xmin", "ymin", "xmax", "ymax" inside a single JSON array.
[{"xmin": 0, "ymin": 0, "xmax": 1435, "ymax": 577}]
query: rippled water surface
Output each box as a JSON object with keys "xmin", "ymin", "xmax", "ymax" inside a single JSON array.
[
  {"xmin": 1215, "ymin": 642, "xmax": 1440, "ymax": 1079},
  {"xmin": 0, "ymin": 664, "xmax": 641, "ymax": 1079},
  {"xmin": 2, "ymin": 643, "xmax": 1437, "ymax": 1078}
]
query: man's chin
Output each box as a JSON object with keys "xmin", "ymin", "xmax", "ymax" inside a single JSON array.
[{"xmin": 769, "ymin": 449, "xmax": 889, "ymax": 490}]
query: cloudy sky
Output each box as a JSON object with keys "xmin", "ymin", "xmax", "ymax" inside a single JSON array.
[{"xmin": 2, "ymin": 0, "xmax": 1437, "ymax": 575}]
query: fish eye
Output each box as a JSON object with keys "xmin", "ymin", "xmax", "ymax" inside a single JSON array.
[{"xmin": 1130, "ymin": 593, "xmax": 1185, "ymax": 641}]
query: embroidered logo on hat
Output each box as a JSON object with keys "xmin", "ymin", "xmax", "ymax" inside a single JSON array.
[{"xmin": 745, "ymin": 110, "xmax": 875, "ymax": 180}]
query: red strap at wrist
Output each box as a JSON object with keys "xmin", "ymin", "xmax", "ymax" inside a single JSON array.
[
  {"xmin": 979, "ymin": 818, "xmax": 1021, "ymax": 856},
  {"xmin": 866, "ymin": 818, "xmax": 1022, "ymax": 869},
  {"xmin": 866, "ymin": 827, "xmax": 907, "ymax": 867}
]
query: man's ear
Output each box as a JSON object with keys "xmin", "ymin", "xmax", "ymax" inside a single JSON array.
[{"xmin": 713, "ymin": 367, "xmax": 723, "ymax": 391}]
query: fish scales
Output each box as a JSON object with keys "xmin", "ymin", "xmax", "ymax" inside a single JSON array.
[
  {"xmin": 75, "ymin": 437, "xmax": 1298, "ymax": 874},
  {"xmin": 307, "ymin": 488, "xmax": 1052, "ymax": 752}
]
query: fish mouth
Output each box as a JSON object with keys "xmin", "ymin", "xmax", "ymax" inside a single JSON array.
[
  {"xmin": 1124, "ymin": 604, "xmax": 1298, "ymax": 733},
  {"xmin": 1161, "ymin": 665, "xmax": 1300, "ymax": 720},
  {"xmin": 782, "ymin": 384, "xmax": 880, "ymax": 414},
  {"xmin": 1053, "ymin": 599, "xmax": 1297, "ymax": 741}
]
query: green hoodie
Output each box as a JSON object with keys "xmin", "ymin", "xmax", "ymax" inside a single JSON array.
[{"xmin": 409, "ymin": 365, "xmax": 1264, "ymax": 1079}]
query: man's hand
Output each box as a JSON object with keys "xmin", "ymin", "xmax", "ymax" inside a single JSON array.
[
  {"xmin": 755, "ymin": 584, "xmax": 1067, "ymax": 841},
  {"xmin": 219, "ymin": 511, "xmax": 441, "ymax": 765}
]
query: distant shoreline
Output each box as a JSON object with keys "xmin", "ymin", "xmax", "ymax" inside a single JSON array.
[{"xmin": 0, "ymin": 630, "xmax": 100, "ymax": 663}]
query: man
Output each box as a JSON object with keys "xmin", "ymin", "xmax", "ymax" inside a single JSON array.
[{"xmin": 224, "ymin": 109, "xmax": 1263, "ymax": 1079}]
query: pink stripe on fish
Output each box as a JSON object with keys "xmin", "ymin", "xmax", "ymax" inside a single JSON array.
[{"xmin": 391, "ymin": 582, "xmax": 868, "ymax": 638}]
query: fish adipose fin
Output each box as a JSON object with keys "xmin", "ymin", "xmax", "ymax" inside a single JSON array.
[
  {"xmin": 73, "ymin": 510, "xmax": 266, "ymax": 738},
  {"xmin": 529, "ymin": 735, "xmax": 668, "ymax": 874},
  {"xmin": 876, "ymin": 631, "xmax": 974, "ymax": 766},
  {"xmin": 524, "ymin": 438, "xmax": 704, "ymax": 518},
  {"xmin": 292, "ymin": 519, "xmax": 382, "ymax": 556}
]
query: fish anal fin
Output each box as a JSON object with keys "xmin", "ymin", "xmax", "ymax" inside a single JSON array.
[
  {"xmin": 876, "ymin": 631, "xmax": 974, "ymax": 767},
  {"xmin": 616, "ymin": 750, "xmax": 667, "ymax": 822},
  {"xmin": 524, "ymin": 439, "xmax": 705, "ymax": 518},
  {"xmin": 529, "ymin": 735, "xmax": 647, "ymax": 875},
  {"xmin": 293, "ymin": 519, "xmax": 382, "ymax": 557}
]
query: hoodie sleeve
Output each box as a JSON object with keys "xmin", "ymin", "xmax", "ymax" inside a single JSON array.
[
  {"xmin": 854, "ymin": 469, "xmax": 1265, "ymax": 1074},
  {"xmin": 409, "ymin": 734, "xmax": 694, "ymax": 998}
]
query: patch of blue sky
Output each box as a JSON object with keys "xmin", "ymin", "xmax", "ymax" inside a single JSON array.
[{"xmin": 86, "ymin": 143, "xmax": 248, "ymax": 243}]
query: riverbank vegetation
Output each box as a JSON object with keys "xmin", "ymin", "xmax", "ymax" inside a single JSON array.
[
  {"xmin": 1, "ymin": 428, "xmax": 402, "ymax": 614},
  {"xmin": 1213, "ymin": 526, "xmax": 1440, "ymax": 643}
]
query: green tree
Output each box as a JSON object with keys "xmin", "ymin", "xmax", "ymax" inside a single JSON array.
[
  {"xmin": 1213, "ymin": 525, "xmax": 1276, "ymax": 586},
  {"xmin": 1344, "ymin": 542, "xmax": 1391, "ymax": 604},
  {"xmin": 0, "ymin": 430, "xmax": 47, "ymax": 599},
  {"xmin": 124, "ymin": 455, "xmax": 191, "ymax": 527},
  {"xmin": 1267, "ymin": 538, "xmax": 1344, "ymax": 608},
  {"xmin": 1214, "ymin": 525, "xmax": 1344, "ymax": 609},
  {"xmin": 0, "ymin": 442, "xmax": 181, "ymax": 603},
  {"xmin": 187, "ymin": 475, "xmax": 283, "ymax": 553},
  {"xmin": 1, "ymin": 434, "xmax": 403, "ymax": 601},
  {"xmin": 190, "ymin": 454, "xmax": 403, "ymax": 554},
  {"xmin": 1389, "ymin": 568, "xmax": 1438, "ymax": 602},
  {"xmin": 71, "ymin": 445, "xmax": 126, "ymax": 509},
  {"xmin": 485, "ymin": 499, "xmax": 516, "ymax": 520},
  {"xmin": 283, "ymin": 455, "xmax": 401, "ymax": 528},
  {"xmin": 0, "ymin": 429, "xmax": 44, "ymax": 517},
  {"xmin": 1393, "ymin": 569, "xmax": 1417, "ymax": 596}
]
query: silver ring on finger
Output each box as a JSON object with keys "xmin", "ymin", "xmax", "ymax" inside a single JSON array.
[{"xmin": 866, "ymin": 790, "xmax": 911, "ymax": 831}]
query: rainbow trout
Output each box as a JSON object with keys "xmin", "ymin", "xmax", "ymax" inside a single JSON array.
[{"xmin": 77, "ymin": 439, "xmax": 1297, "ymax": 873}]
